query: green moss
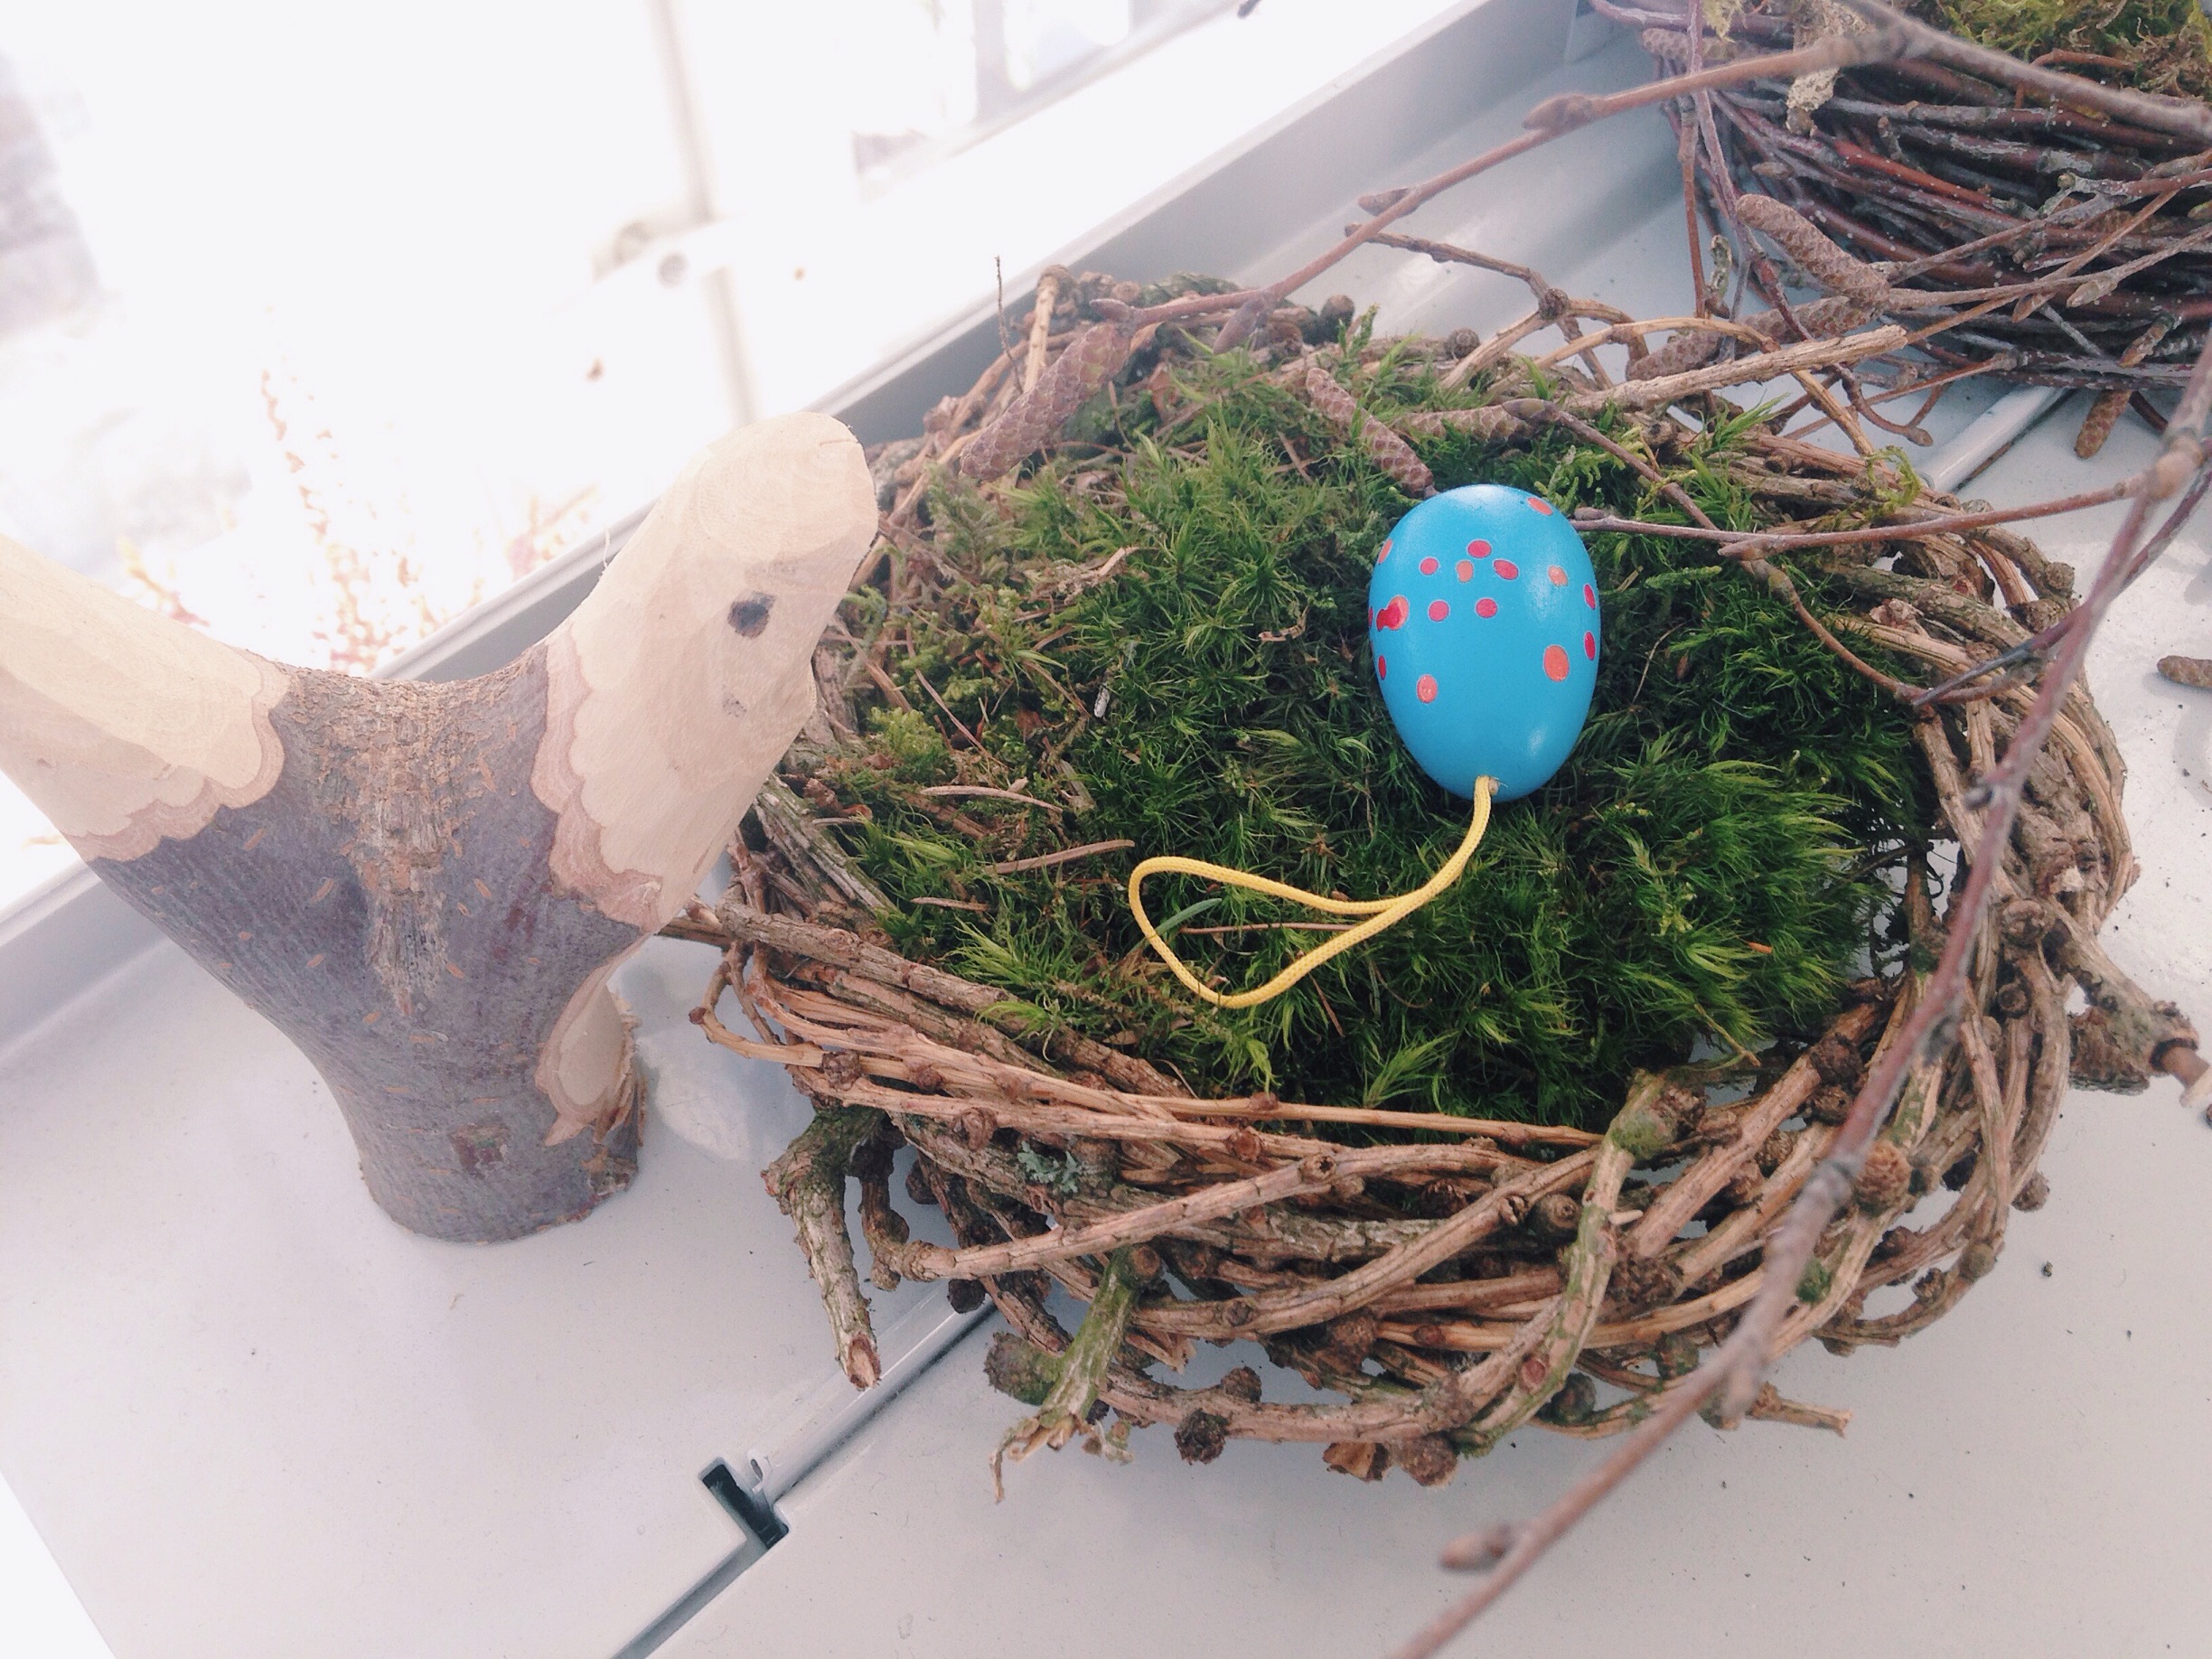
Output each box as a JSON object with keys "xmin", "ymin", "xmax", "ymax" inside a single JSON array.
[
  {"xmin": 1796, "ymin": 1258, "xmax": 1836, "ymax": 1304},
  {"xmin": 1926, "ymin": 0, "xmax": 2212, "ymax": 96},
  {"xmin": 796, "ymin": 348, "xmax": 1930, "ymax": 1132}
]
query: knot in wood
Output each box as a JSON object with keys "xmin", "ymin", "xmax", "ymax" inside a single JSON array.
[
  {"xmin": 1807, "ymin": 1032, "xmax": 1865, "ymax": 1089},
  {"xmin": 1610, "ymin": 1252, "xmax": 1682, "ymax": 1313},
  {"xmin": 1529, "ymin": 1191, "xmax": 1582, "ymax": 1242},
  {"xmin": 905, "ymin": 1242, "xmax": 959, "ymax": 1282},
  {"xmin": 1757, "ymin": 1128, "xmax": 1798, "ymax": 1176},
  {"xmin": 1299, "ymin": 1151, "xmax": 1341, "ymax": 1185},
  {"xmin": 1805, "ymin": 1085, "xmax": 1852, "ymax": 1125},
  {"xmin": 1318, "ymin": 1311, "xmax": 1381, "ymax": 1366}
]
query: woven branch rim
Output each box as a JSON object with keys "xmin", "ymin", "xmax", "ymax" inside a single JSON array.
[{"xmin": 1625, "ymin": 0, "xmax": 2212, "ymax": 453}]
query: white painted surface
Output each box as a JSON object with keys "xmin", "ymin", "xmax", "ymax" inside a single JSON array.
[
  {"xmin": 0, "ymin": 1475, "xmax": 109, "ymax": 1659},
  {"xmin": 0, "ymin": 935, "xmax": 951, "ymax": 1658},
  {"xmin": 3, "ymin": 12, "xmax": 2206, "ymax": 1659}
]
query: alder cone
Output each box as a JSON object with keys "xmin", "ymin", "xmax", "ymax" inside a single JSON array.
[{"xmin": 961, "ymin": 323, "xmax": 1134, "ymax": 481}]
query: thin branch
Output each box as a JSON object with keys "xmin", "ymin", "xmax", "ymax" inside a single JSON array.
[
  {"xmin": 1571, "ymin": 477, "xmax": 2138, "ymax": 553},
  {"xmin": 1106, "ymin": 27, "xmax": 1914, "ymax": 348}
]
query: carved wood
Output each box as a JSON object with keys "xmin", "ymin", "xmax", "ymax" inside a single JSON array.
[{"xmin": 0, "ymin": 411, "xmax": 876, "ymax": 1240}]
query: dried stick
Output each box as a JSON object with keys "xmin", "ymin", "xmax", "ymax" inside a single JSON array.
[
  {"xmin": 1570, "ymin": 477, "xmax": 2137, "ymax": 554},
  {"xmin": 992, "ymin": 1245, "xmax": 1140, "ymax": 1495},
  {"xmin": 1563, "ymin": 325, "xmax": 1906, "ymax": 411},
  {"xmin": 762, "ymin": 1105, "xmax": 884, "ymax": 1389}
]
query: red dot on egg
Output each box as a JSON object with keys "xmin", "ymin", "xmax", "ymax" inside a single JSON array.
[
  {"xmin": 1475, "ymin": 597, "xmax": 1499, "ymax": 618},
  {"xmin": 1455, "ymin": 559, "xmax": 1474, "ymax": 581},
  {"xmin": 1467, "ymin": 539, "xmax": 1491, "ymax": 558},
  {"xmin": 1376, "ymin": 654, "xmax": 1387, "ymax": 679},
  {"xmin": 1583, "ymin": 632, "xmax": 1598, "ymax": 661},
  {"xmin": 1529, "ymin": 497, "xmax": 1555, "ymax": 516},
  {"xmin": 1495, "ymin": 558, "xmax": 1519, "ymax": 580},
  {"xmin": 1377, "ymin": 595, "xmax": 1409, "ymax": 630},
  {"xmin": 1416, "ymin": 674, "xmax": 1439, "ymax": 704},
  {"xmin": 1420, "ymin": 556, "xmax": 1439, "ymax": 576},
  {"xmin": 1428, "ymin": 599, "xmax": 1449, "ymax": 622},
  {"xmin": 1583, "ymin": 583, "xmax": 1598, "ymax": 608},
  {"xmin": 1543, "ymin": 644, "xmax": 1570, "ymax": 681},
  {"xmin": 1548, "ymin": 565, "xmax": 1568, "ymax": 586}
]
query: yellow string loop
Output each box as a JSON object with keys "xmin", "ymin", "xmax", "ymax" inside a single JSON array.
[{"xmin": 1129, "ymin": 776, "xmax": 1495, "ymax": 1010}]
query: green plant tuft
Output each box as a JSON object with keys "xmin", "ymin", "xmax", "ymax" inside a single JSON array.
[
  {"xmin": 1925, "ymin": 0, "xmax": 2212, "ymax": 97},
  {"xmin": 796, "ymin": 348, "xmax": 1931, "ymax": 1131}
]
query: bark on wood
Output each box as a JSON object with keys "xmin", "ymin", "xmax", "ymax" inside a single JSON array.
[{"xmin": 0, "ymin": 412, "xmax": 876, "ymax": 1240}]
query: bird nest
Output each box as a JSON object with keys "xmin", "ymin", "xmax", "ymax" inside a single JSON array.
[
  {"xmin": 676, "ymin": 267, "xmax": 2191, "ymax": 1488},
  {"xmin": 1623, "ymin": 0, "xmax": 2212, "ymax": 457}
]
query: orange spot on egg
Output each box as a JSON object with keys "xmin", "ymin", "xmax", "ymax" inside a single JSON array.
[
  {"xmin": 1456, "ymin": 558, "xmax": 1475, "ymax": 581},
  {"xmin": 1378, "ymin": 539, "xmax": 1392, "ymax": 564},
  {"xmin": 1548, "ymin": 565, "xmax": 1568, "ymax": 586},
  {"xmin": 1543, "ymin": 644, "xmax": 1570, "ymax": 681},
  {"xmin": 1529, "ymin": 497, "xmax": 1555, "ymax": 515},
  {"xmin": 1416, "ymin": 674, "xmax": 1439, "ymax": 703}
]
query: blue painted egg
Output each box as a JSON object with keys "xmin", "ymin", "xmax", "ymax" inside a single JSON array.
[{"xmin": 1366, "ymin": 483, "xmax": 1600, "ymax": 801}]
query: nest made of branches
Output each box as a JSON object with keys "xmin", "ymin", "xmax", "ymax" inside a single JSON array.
[
  {"xmin": 1624, "ymin": 0, "xmax": 2212, "ymax": 458},
  {"xmin": 675, "ymin": 268, "xmax": 2195, "ymax": 1488}
]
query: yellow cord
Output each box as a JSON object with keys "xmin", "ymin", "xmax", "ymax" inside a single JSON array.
[{"xmin": 1129, "ymin": 776, "xmax": 1495, "ymax": 1009}]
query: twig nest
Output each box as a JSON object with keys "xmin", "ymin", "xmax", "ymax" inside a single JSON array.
[
  {"xmin": 704, "ymin": 286, "xmax": 2179, "ymax": 1486},
  {"xmin": 1642, "ymin": 0, "xmax": 2212, "ymax": 448}
]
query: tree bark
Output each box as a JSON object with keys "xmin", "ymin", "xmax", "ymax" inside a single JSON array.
[{"xmin": 0, "ymin": 411, "xmax": 876, "ymax": 1241}]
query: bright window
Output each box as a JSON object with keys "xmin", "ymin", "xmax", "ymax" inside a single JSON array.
[{"xmin": 0, "ymin": 0, "xmax": 1467, "ymax": 912}]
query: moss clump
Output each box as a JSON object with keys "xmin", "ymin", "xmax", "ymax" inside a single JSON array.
[
  {"xmin": 1925, "ymin": 0, "xmax": 2212, "ymax": 97},
  {"xmin": 797, "ymin": 343, "xmax": 1928, "ymax": 1132}
]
